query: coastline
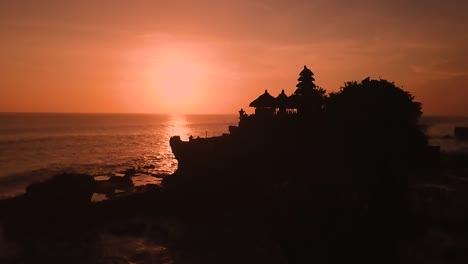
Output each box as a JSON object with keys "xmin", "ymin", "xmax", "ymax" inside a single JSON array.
[
  {"xmin": 2, "ymin": 73, "xmax": 468, "ymax": 263},
  {"xmin": 1, "ymin": 140, "xmax": 468, "ymax": 263}
]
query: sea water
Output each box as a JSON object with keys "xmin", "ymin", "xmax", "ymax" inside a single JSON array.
[
  {"xmin": 0, "ymin": 113, "xmax": 237, "ymax": 198},
  {"xmin": 0, "ymin": 113, "xmax": 467, "ymax": 198}
]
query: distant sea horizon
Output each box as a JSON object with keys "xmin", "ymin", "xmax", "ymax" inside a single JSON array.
[
  {"xmin": 2, "ymin": 111, "xmax": 467, "ymax": 117},
  {"xmin": 0, "ymin": 112, "xmax": 467, "ymax": 199},
  {"xmin": 0, "ymin": 111, "xmax": 239, "ymax": 116}
]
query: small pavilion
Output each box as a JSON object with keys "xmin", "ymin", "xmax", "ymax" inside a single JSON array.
[
  {"xmin": 249, "ymin": 89, "xmax": 276, "ymax": 116},
  {"xmin": 275, "ymin": 89, "xmax": 290, "ymax": 115}
]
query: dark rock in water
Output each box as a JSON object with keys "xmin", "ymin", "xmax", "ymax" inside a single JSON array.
[
  {"xmin": 3, "ymin": 173, "xmax": 96, "ymax": 242},
  {"xmin": 152, "ymin": 173, "xmax": 167, "ymax": 178},
  {"xmin": 124, "ymin": 168, "xmax": 136, "ymax": 177},
  {"xmin": 108, "ymin": 174, "xmax": 133, "ymax": 189},
  {"xmin": 94, "ymin": 171, "xmax": 135, "ymax": 196},
  {"xmin": 454, "ymin": 127, "xmax": 468, "ymax": 140},
  {"xmin": 94, "ymin": 181, "xmax": 116, "ymax": 196},
  {"xmin": 145, "ymin": 183, "xmax": 162, "ymax": 193},
  {"xmin": 25, "ymin": 173, "xmax": 94, "ymax": 206}
]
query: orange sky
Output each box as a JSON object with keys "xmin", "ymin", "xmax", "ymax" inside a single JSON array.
[{"xmin": 0, "ymin": 0, "xmax": 467, "ymax": 115}]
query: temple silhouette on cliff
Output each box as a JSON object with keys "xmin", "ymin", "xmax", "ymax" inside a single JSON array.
[
  {"xmin": 170, "ymin": 64, "xmax": 436, "ymax": 177},
  {"xmin": 229, "ymin": 65, "xmax": 326, "ymax": 138},
  {"xmin": 244, "ymin": 65, "xmax": 322, "ymax": 117}
]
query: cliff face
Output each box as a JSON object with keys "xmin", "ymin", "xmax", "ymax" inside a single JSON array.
[
  {"xmin": 170, "ymin": 112, "xmax": 430, "ymax": 174},
  {"xmin": 163, "ymin": 70, "xmax": 441, "ymax": 263},
  {"xmin": 167, "ymin": 116, "xmax": 344, "ymax": 194},
  {"xmin": 166, "ymin": 109, "xmax": 439, "ymax": 222},
  {"xmin": 164, "ymin": 114, "xmax": 429, "ymax": 264}
]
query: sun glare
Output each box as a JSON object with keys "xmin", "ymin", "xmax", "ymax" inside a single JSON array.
[{"xmin": 147, "ymin": 48, "xmax": 209, "ymax": 114}]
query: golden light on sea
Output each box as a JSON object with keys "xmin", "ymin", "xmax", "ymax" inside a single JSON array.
[{"xmin": 167, "ymin": 114, "xmax": 192, "ymax": 141}]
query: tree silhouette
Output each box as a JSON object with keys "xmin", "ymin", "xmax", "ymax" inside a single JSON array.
[
  {"xmin": 326, "ymin": 77, "xmax": 428, "ymax": 166},
  {"xmin": 326, "ymin": 77, "xmax": 422, "ymax": 125},
  {"xmin": 320, "ymin": 78, "xmax": 430, "ymax": 263}
]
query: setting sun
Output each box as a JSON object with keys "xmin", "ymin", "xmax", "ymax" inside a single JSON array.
[{"xmin": 144, "ymin": 47, "xmax": 210, "ymax": 114}]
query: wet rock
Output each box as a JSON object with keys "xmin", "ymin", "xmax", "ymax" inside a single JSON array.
[
  {"xmin": 3, "ymin": 174, "xmax": 95, "ymax": 242},
  {"xmin": 152, "ymin": 173, "xmax": 167, "ymax": 179},
  {"xmin": 124, "ymin": 168, "xmax": 136, "ymax": 177},
  {"xmin": 25, "ymin": 173, "xmax": 94, "ymax": 206},
  {"xmin": 108, "ymin": 175, "xmax": 133, "ymax": 190}
]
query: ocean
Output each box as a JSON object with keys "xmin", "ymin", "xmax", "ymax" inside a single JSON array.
[
  {"xmin": 0, "ymin": 113, "xmax": 467, "ymax": 199},
  {"xmin": 0, "ymin": 113, "xmax": 238, "ymax": 198}
]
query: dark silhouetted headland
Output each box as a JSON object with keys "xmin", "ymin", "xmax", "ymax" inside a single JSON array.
[{"xmin": 2, "ymin": 66, "xmax": 468, "ymax": 264}]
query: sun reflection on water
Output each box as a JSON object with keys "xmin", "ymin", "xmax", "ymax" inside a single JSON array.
[
  {"xmin": 168, "ymin": 115, "xmax": 192, "ymax": 141},
  {"xmin": 155, "ymin": 115, "xmax": 194, "ymax": 175}
]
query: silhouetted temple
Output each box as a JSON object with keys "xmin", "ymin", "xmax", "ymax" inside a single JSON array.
[
  {"xmin": 247, "ymin": 65, "xmax": 319, "ymax": 117},
  {"xmin": 170, "ymin": 65, "xmax": 334, "ymax": 172},
  {"xmin": 170, "ymin": 64, "xmax": 434, "ymax": 174},
  {"xmin": 249, "ymin": 89, "xmax": 276, "ymax": 116}
]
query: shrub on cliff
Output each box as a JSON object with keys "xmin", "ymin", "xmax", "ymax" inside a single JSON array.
[
  {"xmin": 325, "ymin": 77, "xmax": 428, "ymax": 167},
  {"xmin": 306, "ymin": 77, "xmax": 430, "ymax": 263}
]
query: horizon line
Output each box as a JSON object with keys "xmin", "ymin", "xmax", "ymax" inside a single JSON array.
[
  {"xmin": 0, "ymin": 111, "xmax": 238, "ymax": 115},
  {"xmin": 0, "ymin": 111, "xmax": 467, "ymax": 118}
]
